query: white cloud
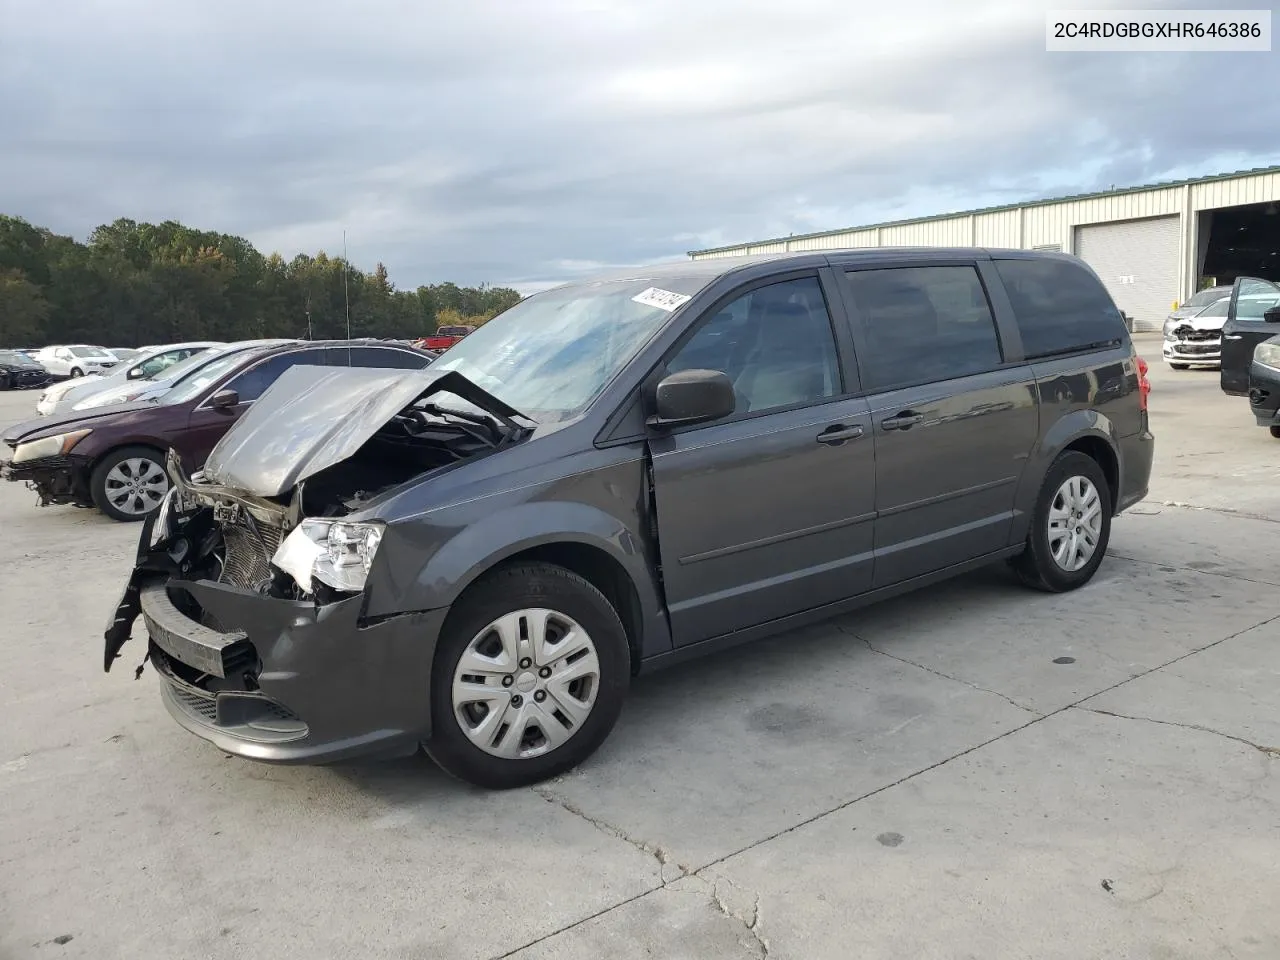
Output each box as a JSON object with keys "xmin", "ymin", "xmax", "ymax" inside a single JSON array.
[{"xmin": 0, "ymin": 0, "xmax": 1277, "ymax": 288}]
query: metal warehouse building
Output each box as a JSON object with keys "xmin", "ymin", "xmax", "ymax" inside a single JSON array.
[{"xmin": 688, "ymin": 165, "xmax": 1280, "ymax": 331}]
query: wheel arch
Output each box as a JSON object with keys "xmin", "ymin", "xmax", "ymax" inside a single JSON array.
[
  {"xmin": 364, "ymin": 501, "xmax": 673, "ymax": 667},
  {"xmin": 1012, "ymin": 411, "xmax": 1123, "ymax": 544}
]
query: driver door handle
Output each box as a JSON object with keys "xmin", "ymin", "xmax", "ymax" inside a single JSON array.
[
  {"xmin": 881, "ymin": 411, "xmax": 924, "ymax": 431},
  {"xmin": 816, "ymin": 424, "xmax": 865, "ymax": 445}
]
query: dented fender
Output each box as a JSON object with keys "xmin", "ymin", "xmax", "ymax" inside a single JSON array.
[{"xmin": 364, "ymin": 498, "xmax": 674, "ymax": 660}]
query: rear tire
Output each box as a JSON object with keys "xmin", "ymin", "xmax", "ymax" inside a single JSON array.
[
  {"xmin": 69, "ymin": 367, "xmax": 84, "ymax": 378},
  {"xmin": 424, "ymin": 562, "xmax": 630, "ymax": 789},
  {"xmin": 90, "ymin": 446, "xmax": 170, "ymax": 522},
  {"xmin": 1012, "ymin": 451, "xmax": 1112, "ymax": 593},
  {"xmin": 1269, "ymin": 426, "xmax": 1280, "ymax": 440}
]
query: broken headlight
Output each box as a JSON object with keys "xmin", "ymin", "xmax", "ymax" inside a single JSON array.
[
  {"xmin": 11, "ymin": 428, "xmax": 92, "ymax": 464},
  {"xmin": 271, "ymin": 519, "xmax": 385, "ymax": 594}
]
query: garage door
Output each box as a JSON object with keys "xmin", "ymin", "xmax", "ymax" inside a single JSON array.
[{"xmin": 1074, "ymin": 216, "xmax": 1180, "ymax": 331}]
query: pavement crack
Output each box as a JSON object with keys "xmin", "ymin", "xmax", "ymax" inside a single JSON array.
[
  {"xmin": 1154, "ymin": 501, "xmax": 1280, "ymax": 525},
  {"xmin": 701, "ymin": 874, "xmax": 770, "ymax": 959},
  {"xmin": 841, "ymin": 625, "xmax": 1042, "ymax": 716},
  {"xmin": 1109, "ymin": 552, "xmax": 1280, "ymax": 588},
  {"xmin": 1075, "ymin": 707, "xmax": 1280, "ymax": 759},
  {"xmin": 533, "ymin": 786, "xmax": 689, "ymax": 880}
]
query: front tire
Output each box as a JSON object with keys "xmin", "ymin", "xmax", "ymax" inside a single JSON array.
[
  {"xmin": 69, "ymin": 367, "xmax": 84, "ymax": 378},
  {"xmin": 90, "ymin": 446, "xmax": 170, "ymax": 522},
  {"xmin": 1012, "ymin": 451, "xmax": 1112, "ymax": 593},
  {"xmin": 1269, "ymin": 426, "xmax": 1280, "ymax": 440},
  {"xmin": 424, "ymin": 562, "xmax": 630, "ymax": 789}
]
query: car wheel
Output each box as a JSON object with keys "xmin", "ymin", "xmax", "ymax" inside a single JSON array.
[
  {"xmin": 1169, "ymin": 363, "xmax": 1188, "ymax": 370},
  {"xmin": 1011, "ymin": 451, "xmax": 1112, "ymax": 593},
  {"xmin": 90, "ymin": 446, "xmax": 171, "ymax": 522},
  {"xmin": 69, "ymin": 367, "xmax": 84, "ymax": 378},
  {"xmin": 424, "ymin": 562, "xmax": 630, "ymax": 789},
  {"xmin": 1270, "ymin": 426, "xmax": 1280, "ymax": 440}
]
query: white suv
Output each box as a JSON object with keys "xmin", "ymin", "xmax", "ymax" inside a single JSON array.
[{"xmin": 33, "ymin": 345, "xmax": 119, "ymax": 378}]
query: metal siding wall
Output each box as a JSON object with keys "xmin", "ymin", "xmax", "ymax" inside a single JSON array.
[
  {"xmin": 690, "ymin": 171, "xmax": 1280, "ymax": 262},
  {"xmin": 974, "ymin": 210, "xmax": 1020, "ymax": 246},
  {"xmin": 1074, "ymin": 215, "xmax": 1181, "ymax": 331},
  {"xmin": 1191, "ymin": 171, "xmax": 1280, "ymax": 210}
]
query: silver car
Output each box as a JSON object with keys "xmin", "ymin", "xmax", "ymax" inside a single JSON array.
[{"xmin": 36, "ymin": 342, "xmax": 223, "ymax": 415}]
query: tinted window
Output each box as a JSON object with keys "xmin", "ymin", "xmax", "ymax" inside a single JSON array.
[
  {"xmin": 224, "ymin": 350, "xmax": 326, "ymax": 403},
  {"xmin": 327, "ymin": 346, "xmax": 433, "ymax": 369},
  {"xmin": 994, "ymin": 257, "xmax": 1126, "ymax": 358},
  {"xmin": 846, "ymin": 266, "xmax": 1002, "ymax": 391},
  {"xmin": 666, "ymin": 276, "xmax": 841, "ymax": 415}
]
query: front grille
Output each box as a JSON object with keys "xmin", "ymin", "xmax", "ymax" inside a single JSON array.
[
  {"xmin": 1173, "ymin": 326, "xmax": 1219, "ymax": 343},
  {"xmin": 219, "ymin": 514, "xmax": 283, "ymax": 592}
]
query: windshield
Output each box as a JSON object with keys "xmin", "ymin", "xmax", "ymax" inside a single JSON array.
[
  {"xmin": 1184, "ymin": 288, "xmax": 1225, "ymax": 309},
  {"xmin": 0, "ymin": 351, "xmax": 33, "ymax": 365},
  {"xmin": 1195, "ymin": 298, "xmax": 1230, "ymax": 318},
  {"xmin": 112, "ymin": 348, "xmax": 140, "ymax": 360},
  {"xmin": 430, "ymin": 276, "xmax": 712, "ymax": 421},
  {"xmin": 71, "ymin": 346, "xmax": 111, "ymax": 358},
  {"xmin": 162, "ymin": 348, "xmax": 264, "ymax": 405}
]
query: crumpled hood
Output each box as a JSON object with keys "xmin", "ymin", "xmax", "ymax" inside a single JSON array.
[
  {"xmin": 1170, "ymin": 314, "xmax": 1227, "ymax": 332},
  {"xmin": 202, "ymin": 365, "xmax": 528, "ymax": 497}
]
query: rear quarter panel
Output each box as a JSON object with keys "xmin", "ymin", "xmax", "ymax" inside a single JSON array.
[{"xmin": 1011, "ymin": 346, "xmax": 1141, "ymax": 543}]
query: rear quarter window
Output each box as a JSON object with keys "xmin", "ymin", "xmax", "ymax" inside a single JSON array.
[{"xmin": 994, "ymin": 257, "xmax": 1127, "ymax": 359}]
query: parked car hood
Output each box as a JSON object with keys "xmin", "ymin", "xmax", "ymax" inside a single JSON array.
[
  {"xmin": 1, "ymin": 360, "xmax": 45, "ymax": 371},
  {"xmin": 202, "ymin": 365, "xmax": 530, "ymax": 498},
  {"xmin": 1173, "ymin": 315, "xmax": 1227, "ymax": 332},
  {"xmin": 2, "ymin": 401, "xmax": 161, "ymax": 446}
]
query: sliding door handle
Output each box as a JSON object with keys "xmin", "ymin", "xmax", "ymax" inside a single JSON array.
[{"xmin": 881, "ymin": 411, "xmax": 923, "ymax": 431}]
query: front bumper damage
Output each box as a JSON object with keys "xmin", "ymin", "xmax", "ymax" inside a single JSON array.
[
  {"xmin": 103, "ymin": 472, "xmax": 447, "ymax": 765},
  {"xmin": 0, "ymin": 453, "xmax": 93, "ymax": 506},
  {"xmin": 1162, "ymin": 329, "xmax": 1221, "ymax": 366}
]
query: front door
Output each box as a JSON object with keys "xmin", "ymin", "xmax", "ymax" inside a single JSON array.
[
  {"xmin": 648, "ymin": 274, "xmax": 877, "ymax": 647},
  {"xmin": 841, "ymin": 263, "xmax": 1039, "ymax": 588},
  {"xmin": 1220, "ymin": 277, "xmax": 1280, "ymax": 395}
]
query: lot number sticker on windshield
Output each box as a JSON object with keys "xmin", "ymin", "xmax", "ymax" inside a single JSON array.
[{"xmin": 632, "ymin": 287, "xmax": 692, "ymax": 312}]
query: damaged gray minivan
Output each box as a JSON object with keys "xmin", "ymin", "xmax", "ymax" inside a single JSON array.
[{"xmin": 104, "ymin": 249, "xmax": 1154, "ymax": 788}]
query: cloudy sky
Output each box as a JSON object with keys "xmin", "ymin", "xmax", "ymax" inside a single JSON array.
[{"xmin": 2, "ymin": 0, "xmax": 1277, "ymax": 292}]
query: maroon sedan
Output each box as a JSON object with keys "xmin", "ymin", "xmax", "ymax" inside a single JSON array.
[{"xmin": 1, "ymin": 340, "xmax": 435, "ymax": 521}]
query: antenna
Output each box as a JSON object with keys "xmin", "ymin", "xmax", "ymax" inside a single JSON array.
[{"xmin": 342, "ymin": 230, "xmax": 352, "ymax": 363}]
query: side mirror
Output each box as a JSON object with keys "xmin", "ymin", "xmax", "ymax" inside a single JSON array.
[
  {"xmin": 1265, "ymin": 306, "xmax": 1280, "ymax": 323},
  {"xmin": 126, "ymin": 366, "xmax": 145, "ymax": 379},
  {"xmin": 209, "ymin": 388, "xmax": 239, "ymax": 411},
  {"xmin": 648, "ymin": 368, "xmax": 736, "ymax": 429}
]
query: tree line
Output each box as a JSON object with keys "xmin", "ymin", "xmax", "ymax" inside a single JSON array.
[{"xmin": 0, "ymin": 215, "xmax": 523, "ymax": 348}]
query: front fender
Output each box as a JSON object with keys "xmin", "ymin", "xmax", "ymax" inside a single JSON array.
[{"xmin": 364, "ymin": 500, "xmax": 672, "ymax": 658}]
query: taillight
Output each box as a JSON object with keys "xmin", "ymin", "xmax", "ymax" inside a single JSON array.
[{"xmin": 1136, "ymin": 355, "xmax": 1151, "ymax": 411}]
